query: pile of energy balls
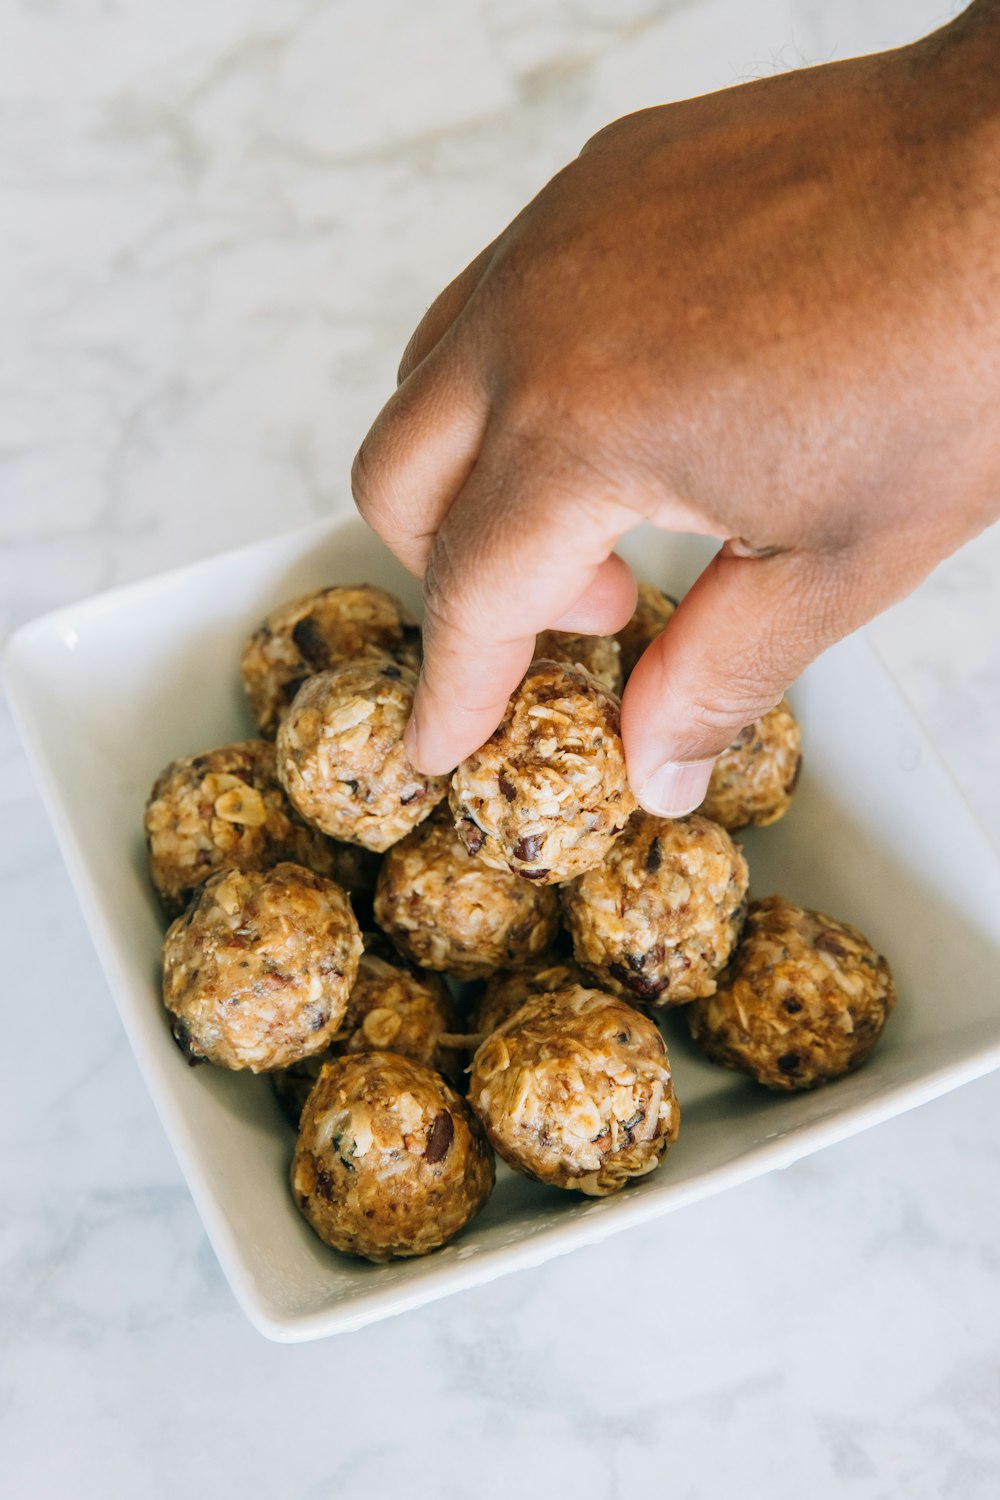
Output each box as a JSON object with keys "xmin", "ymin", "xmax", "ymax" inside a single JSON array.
[{"xmin": 144, "ymin": 580, "xmax": 896, "ymax": 1264}]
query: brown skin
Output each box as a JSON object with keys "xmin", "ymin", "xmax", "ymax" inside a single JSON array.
[{"xmin": 352, "ymin": 3, "xmax": 1000, "ymax": 813}]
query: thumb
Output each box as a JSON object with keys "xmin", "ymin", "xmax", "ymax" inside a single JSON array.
[{"xmin": 622, "ymin": 543, "xmax": 851, "ymax": 817}]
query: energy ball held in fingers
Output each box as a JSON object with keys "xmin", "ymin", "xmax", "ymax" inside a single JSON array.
[
  {"xmin": 374, "ymin": 812, "xmax": 559, "ymax": 980},
  {"xmin": 277, "ymin": 658, "xmax": 447, "ymax": 852},
  {"xmin": 469, "ymin": 984, "xmax": 679, "ymax": 1196},
  {"xmin": 162, "ymin": 863, "xmax": 363, "ymax": 1072},
  {"xmin": 561, "ymin": 812, "xmax": 748, "ymax": 1005},
  {"xmin": 241, "ymin": 583, "xmax": 421, "ymax": 738},
  {"xmin": 688, "ymin": 895, "xmax": 895, "ymax": 1090},
  {"xmin": 272, "ymin": 942, "xmax": 462, "ymax": 1127},
  {"xmin": 144, "ymin": 739, "xmax": 356, "ymax": 918},
  {"xmin": 291, "ymin": 1052, "xmax": 495, "ymax": 1262},
  {"xmin": 450, "ymin": 660, "xmax": 636, "ymax": 885},
  {"xmin": 474, "ymin": 952, "xmax": 591, "ymax": 1039},
  {"xmin": 533, "ymin": 629, "xmax": 623, "ymax": 695},
  {"xmin": 698, "ymin": 700, "xmax": 802, "ymax": 830},
  {"xmin": 616, "ymin": 582, "xmax": 677, "ymax": 681}
]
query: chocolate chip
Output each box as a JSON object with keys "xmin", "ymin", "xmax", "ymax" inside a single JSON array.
[
  {"xmin": 498, "ymin": 773, "xmax": 517, "ymax": 802},
  {"xmin": 513, "ymin": 833, "xmax": 544, "ymax": 863},
  {"xmin": 462, "ymin": 821, "xmax": 484, "ymax": 854},
  {"xmin": 778, "ymin": 1052, "xmax": 801, "ymax": 1074},
  {"xmin": 783, "ymin": 998, "xmax": 803, "ymax": 1014},
  {"xmin": 645, "ymin": 837, "xmax": 662, "ymax": 874},
  {"xmin": 315, "ymin": 1165, "xmax": 339, "ymax": 1198},
  {"xmin": 425, "ymin": 1111, "xmax": 454, "ymax": 1164},
  {"xmin": 170, "ymin": 1017, "xmax": 203, "ymax": 1067},
  {"xmin": 281, "ymin": 675, "xmax": 308, "ymax": 705},
  {"xmin": 814, "ymin": 931, "xmax": 848, "ymax": 959},
  {"xmin": 291, "ymin": 615, "xmax": 331, "ymax": 668},
  {"xmin": 608, "ymin": 962, "xmax": 668, "ymax": 998},
  {"xmin": 381, "ymin": 664, "xmax": 402, "ymax": 680},
  {"xmin": 518, "ymin": 868, "xmax": 550, "ymax": 881}
]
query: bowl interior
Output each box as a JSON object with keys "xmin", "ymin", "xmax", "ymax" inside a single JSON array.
[{"xmin": 7, "ymin": 516, "xmax": 1000, "ymax": 1339}]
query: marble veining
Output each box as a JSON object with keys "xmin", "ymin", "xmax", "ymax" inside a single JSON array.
[{"xmin": 1, "ymin": 1, "xmax": 997, "ymax": 1496}]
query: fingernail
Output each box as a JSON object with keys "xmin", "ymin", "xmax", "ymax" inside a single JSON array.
[
  {"xmin": 403, "ymin": 714, "xmax": 421, "ymax": 767},
  {"xmin": 636, "ymin": 758, "xmax": 716, "ymax": 818}
]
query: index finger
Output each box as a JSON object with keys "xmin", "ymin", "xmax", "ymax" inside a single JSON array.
[{"xmin": 404, "ymin": 431, "xmax": 643, "ymax": 773}]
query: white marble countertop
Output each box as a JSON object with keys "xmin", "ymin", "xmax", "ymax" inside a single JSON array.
[{"xmin": 2, "ymin": 2, "xmax": 999, "ymax": 1495}]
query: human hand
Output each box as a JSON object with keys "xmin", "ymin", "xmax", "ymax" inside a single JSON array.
[{"xmin": 352, "ymin": 2, "xmax": 1000, "ymax": 815}]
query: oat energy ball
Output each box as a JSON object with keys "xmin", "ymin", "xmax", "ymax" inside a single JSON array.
[
  {"xmin": 688, "ymin": 895, "xmax": 896, "ymax": 1090},
  {"xmin": 474, "ymin": 952, "xmax": 590, "ymax": 1038},
  {"xmin": 241, "ymin": 584, "xmax": 421, "ymax": 737},
  {"xmin": 561, "ymin": 812, "xmax": 748, "ymax": 1005},
  {"xmin": 272, "ymin": 945, "xmax": 462, "ymax": 1126},
  {"xmin": 450, "ymin": 660, "xmax": 636, "ymax": 884},
  {"xmin": 145, "ymin": 739, "xmax": 356, "ymax": 918},
  {"xmin": 698, "ymin": 700, "xmax": 803, "ymax": 830},
  {"xmin": 277, "ymin": 658, "xmax": 447, "ymax": 851},
  {"xmin": 469, "ymin": 985, "xmax": 679, "ymax": 1195},
  {"xmin": 292, "ymin": 1053, "xmax": 495, "ymax": 1261},
  {"xmin": 534, "ymin": 629, "xmax": 623, "ymax": 695},
  {"xmin": 615, "ymin": 581, "xmax": 677, "ymax": 680},
  {"xmin": 162, "ymin": 863, "xmax": 363, "ymax": 1071},
  {"xmin": 374, "ymin": 813, "xmax": 559, "ymax": 979}
]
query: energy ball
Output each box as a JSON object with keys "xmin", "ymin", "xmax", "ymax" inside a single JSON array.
[
  {"xmin": 469, "ymin": 984, "xmax": 679, "ymax": 1196},
  {"xmin": 474, "ymin": 952, "xmax": 591, "ymax": 1038},
  {"xmin": 272, "ymin": 944, "xmax": 463, "ymax": 1127},
  {"xmin": 688, "ymin": 895, "xmax": 896, "ymax": 1090},
  {"xmin": 534, "ymin": 629, "xmax": 623, "ymax": 695},
  {"xmin": 561, "ymin": 812, "xmax": 748, "ymax": 1005},
  {"xmin": 291, "ymin": 1052, "xmax": 495, "ymax": 1261},
  {"xmin": 615, "ymin": 582, "xmax": 677, "ymax": 680},
  {"xmin": 144, "ymin": 739, "xmax": 362, "ymax": 918},
  {"xmin": 162, "ymin": 863, "xmax": 363, "ymax": 1072},
  {"xmin": 241, "ymin": 584, "xmax": 421, "ymax": 737},
  {"xmin": 450, "ymin": 660, "xmax": 636, "ymax": 884},
  {"xmin": 698, "ymin": 700, "xmax": 803, "ymax": 830},
  {"xmin": 373, "ymin": 813, "xmax": 560, "ymax": 980},
  {"xmin": 277, "ymin": 658, "xmax": 447, "ymax": 852}
]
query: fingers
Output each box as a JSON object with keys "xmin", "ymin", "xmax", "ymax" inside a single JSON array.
[
  {"xmin": 622, "ymin": 543, "xmax": 858, "ymax": 816},
  {"xmin": 396, "ymin": 241, "xmax": 496, "ymax": 386},
  {"xmin": 549, "ymin": 553, "xmax": 637, "ymax": 634},
  {"xmin": 405, "ymin": 435, "xmax": 642, "ymax": 773},
  {"xmin": 351, "ymin": 333, "xmax": 489, "ymax": 576}
]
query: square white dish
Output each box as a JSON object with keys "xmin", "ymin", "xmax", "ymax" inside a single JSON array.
[{"xmin": 5, "ymin": 514, "xmax": 1000, "ymax": 1343}]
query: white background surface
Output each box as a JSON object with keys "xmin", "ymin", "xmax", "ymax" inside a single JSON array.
[{"xmin": 2, "ymin": 1, "xmax": 998, "ymax": 1495}]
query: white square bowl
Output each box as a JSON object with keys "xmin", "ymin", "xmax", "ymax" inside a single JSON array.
[{"xmin": 6, "ymin": 515, "xmax": 1000, "ymax": 1342}]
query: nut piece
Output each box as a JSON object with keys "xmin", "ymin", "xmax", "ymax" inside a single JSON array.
[
  {"xmin": 144, "ymin": 739, "xmax": 366, "ymax": 918},
  {"xmin": 450, "ymin": 660, "xmax": 636, "ymax": 884},
  {"xmin": 560, "ymin": 812, "xmax": 748, "ymax": 1005},
  {"xmin": 374, "ymin": 813, "xmax": 560, "ymax": 979},
  {"xmin": 162, "ymin": 863, "xmax": 363, "ymax": 1072},
  {"xmin": 698, "ymin": 700, "xmax": 802, "ymax": 830},
  {"xmin": 277, "ymin": 659, "xmax": 447, "ymax": 851},
  {"xmin": 687, "ymin": 894, "xmax": 896, "ymax": 1090},
  {"xmin": 615, "ymin": 582, "xmax": 677, "ymax": 680},
  {"xmin": 474, "ymin": 952, "xmax": 591, "ymax": 1038},
  {"xmin": 272, "ymin": 942, "xmax": 462, "ymax": 1126},
  {"xmin": 469, "ymin": 984, "xmax": 679, "ymax": 1195},
  {"xmin": 241, "ymin": 584, "xmax": 421, "ymax": 737},
  {"xmin": 534, "ymin": 630, "xmax": 623, "ymax": 695},
  {"xmin": 291, "ymin": 1052, "xmax": 495, "ymax": 1261}
]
